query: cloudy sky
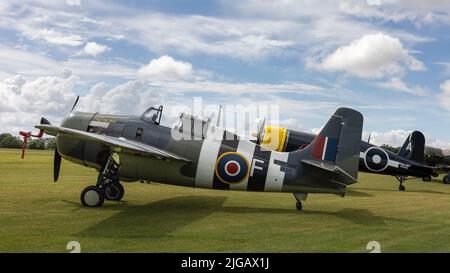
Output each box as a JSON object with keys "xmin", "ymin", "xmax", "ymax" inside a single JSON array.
[{"xmin": 1, "ymin": 0, "xmax": 450, "ymax": 148}]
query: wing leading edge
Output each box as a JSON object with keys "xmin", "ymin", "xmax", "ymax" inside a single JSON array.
[{"xmin": 35, "ymin": 124, "xmax": 191, "ymax": 162}]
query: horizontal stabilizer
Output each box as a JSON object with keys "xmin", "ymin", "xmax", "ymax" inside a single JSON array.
[{"xmin": 301, "ymin": 159, "xmax": 358, "ymax": 184}]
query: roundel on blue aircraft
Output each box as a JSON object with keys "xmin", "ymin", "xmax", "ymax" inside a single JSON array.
[
  {"xmin": 215, "ymin": 152, "xmax": 250, "ymax": 184},
  {"xmin": 364, "ymin": 147, "xmax": 389, "ymax": 172}
]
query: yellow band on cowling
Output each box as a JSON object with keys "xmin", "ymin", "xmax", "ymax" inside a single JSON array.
[{"xmin": 261, "ymin": 126, "xmax": 288, "ymax": 152}]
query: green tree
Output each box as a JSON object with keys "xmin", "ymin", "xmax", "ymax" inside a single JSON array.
[
  {"xmin": 45, "ymin": 138, "xmax": 57, "ymax": 150},
  {"xmin": 0, "ymin": 133, "xmax": 23, "ymax": 148},
  {"xmin": 380, "ymin": 144, "xmax": 400, "ymax": 154},
  {"xmin": 28, "ymin": 138, "xmax": 46, "ymax": 150}
]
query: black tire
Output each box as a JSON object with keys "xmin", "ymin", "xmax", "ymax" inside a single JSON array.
[
  {"xmin": 422, "ymin": 176, "xmax": 432, "ymax": 182},
  {"xmin": 104, "ymin": 183, "xmax": 125, "ymax": 201},
  {"xmin": 81, "ymin": 186, "xmax": 105, "ymax": 207},
  {"xmin": 295, "ymin": 201, "xmax": 302, "ymax": 211},
  {"xmin": 443, "ymin": 175, "xmax": 450, "ymax": 184},
  {"xmin": 399, "ymin": 185, "xmax": 406, "ymax": 191}
]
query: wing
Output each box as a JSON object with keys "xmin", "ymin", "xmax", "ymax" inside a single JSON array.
[{"xmin": 35, "ymin": 124, "xmax": 191, "ymax": 162}]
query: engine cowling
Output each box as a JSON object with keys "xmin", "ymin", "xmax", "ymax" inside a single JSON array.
[
  {"xmin": 259, "ymin": 126, "xmax": 314, "ymax": 152},
  {"xmin": 57, "ymin": 112, "xmax": 108, "ymax": 169}
]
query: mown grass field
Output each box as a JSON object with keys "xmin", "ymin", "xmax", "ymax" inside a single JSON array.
[{"xmin": 1, "ymin": 148, "xmax": 450, "ymax": 253}]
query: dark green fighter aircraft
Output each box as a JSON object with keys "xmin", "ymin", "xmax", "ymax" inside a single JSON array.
[
  {"xmin": 19, "ymin": 105, "xmax": 363, "ymax": 210},
  {"xmin": 424, "ymin": 146, "xmax": 450, "ymax": 184}
]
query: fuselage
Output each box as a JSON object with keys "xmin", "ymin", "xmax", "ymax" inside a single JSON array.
[{"xmin": 55, "ymin": 112, "xmax": 350, "ymax": 195}]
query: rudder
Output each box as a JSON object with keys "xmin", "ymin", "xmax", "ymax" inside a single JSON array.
[{"xmin": 398, "ymin": 131, "xmax": 425, "ymax": 163}]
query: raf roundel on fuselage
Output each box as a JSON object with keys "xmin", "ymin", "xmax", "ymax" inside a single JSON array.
[{"xmin": 215, "ymin": 152, "xmax": 250, "ymax": 184}]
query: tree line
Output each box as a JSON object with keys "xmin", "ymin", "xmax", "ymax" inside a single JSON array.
[{"xmin": 0, "ymin": 133, "xmax": 56, "ymax": 150}]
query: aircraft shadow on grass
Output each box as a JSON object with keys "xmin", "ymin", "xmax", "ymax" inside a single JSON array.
[
  {"xmin": 302, "ymin": 208, "xmax": 417, "ymax": 226},
  {"xmin": 75, "ymin": 195, "xmax": 227, "ymax": 239},
  {"xmin": 356, "ymin": 187, "xmax": 450, "ymax": 196},
  {"xmin": 72, "ymin": 195, "xmax": 417, "ymax": 239},
  {"xmin": 345, "ymin": 190, "xmax": 374, "ymax": 197}
]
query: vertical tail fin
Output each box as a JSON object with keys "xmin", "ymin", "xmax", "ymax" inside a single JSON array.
[
  {"xmin": 303, "ymin": 108, "xmax": 363, "ymax": 182},
  {"xmin": 398, "ymin": 131, "xmax": 425, "ymax": 163}
]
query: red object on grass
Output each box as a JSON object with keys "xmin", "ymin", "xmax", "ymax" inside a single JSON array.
[{"xmin": 19, "ymin": 130, "xmax": 44, "ymax": 159}]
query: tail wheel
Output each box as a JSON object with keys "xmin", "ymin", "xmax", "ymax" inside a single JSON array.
[
  {"xmin": 104, "ymin": 183, "xmax": 125, "ymax": 201},
  {"xmin": 443, "ymin": 175, "xmax": 450, "ymax": 184},
  {"xmin": 422, "ymin": 176, "xmax": 432, "ymax": 182},
  {"xmin": 81, "ymin": 186, "xmax": 105, "ymax": 207}
]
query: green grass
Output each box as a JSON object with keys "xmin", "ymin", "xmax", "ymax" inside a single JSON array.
[{"xmin": 1, "ymin": 148, "xmax": 450, "ymax": 253}]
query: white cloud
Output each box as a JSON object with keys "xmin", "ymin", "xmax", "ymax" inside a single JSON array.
[
  {"xmin": 116, "ymin": 14, "xmax": 296, "ymax": 60},
  {"xmin": 362, "ymin": 129, "xmax": 411, "ymax": 147},
  {"xmin": 427, "ymin": 138, "xmax": 450, "ymax": 150},
  {"xmin": 83, "ymin": 42, "xmax": 110, "ymax": 57},
  {"xmin": 0, "ymin": 44, "xmax": 136, "ymax": 81},
  {"xmin": 0, "ymin": 73, "xmax": 77, "ymax": 115},
  {"xmin": 25, "ymin": 28, "xmax": 85, "ymax": 47},
  {"xmin": 147, "ymin": 80, "xmax": 329, "ymax": 98},
  {"xmin": 0, "ymin": 45, "xmax": 58, "ymax": 77},
  {"xmin": 228, "ymin": 0, "xmax": 450, "ymax": 28},
  {"xmin": 376, "ymin": 77, "xmax": 429, "ymax": 96},
  {"xmin": 339, "ymin": 0, "xmax": 435, "ymax": 26},
  {"xmin": 61, "ymin": 58, "xmax": 136, "ymax": 80},
  {"xmin": 279, "ymin": 118, "xmax": 308, "ymax": 132},
  {"xmin": 0, "ymin": 1, "xmax": 431, "ymax": 64},
  {"xmin": 0, "ymin": 75, "xmax": 159, "ymax": 133},
  {"xmin": 0, "ymin": 72, "xmax": 79, "ymax": 133},
  {"xmin": 439, "ymin": 80, "xmax": 450, "ymax": 111},
  {"xmin": 79, "ymin": 80, "xmax": 158, "ymax": 114},
  {"xmin": 138, "ymin": 56, "xmax": 193, "ymax": 81},
  {"xmin": 66, "ymin": 0, "xmax": 81, "ymax": 6},
  {"xmin": 362, "ymin": 129, "xmax": 450, "ymax": 150},
  {"xmin": 308, "ymin": 33, "xmax": 425, "ymax": 78},
  {"xmin": 59, "ymin": 68, "xmax": 73, "ymax": 79}
]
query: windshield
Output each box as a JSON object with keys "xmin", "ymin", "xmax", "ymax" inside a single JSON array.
[{"xmin": 141, "ymin": 105, "xmax": 163, "ymax": 125}]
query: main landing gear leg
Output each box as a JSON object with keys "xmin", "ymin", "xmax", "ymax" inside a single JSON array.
[
  {"xmin": 395, "ymin": 176, "xmax": 406, "ymax": 191},
  {"xmin": 80, "ymin": 152, "xmax": 124, "ymax": 207},
  {"xmin": 293, "ymin": 193, "xmax": 308, "ymax": 211}
]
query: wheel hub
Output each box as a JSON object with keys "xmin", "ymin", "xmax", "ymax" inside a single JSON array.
[
  {"xmin": 105, "ymin": 185, "xmax": 119, "ymax": 199},
  {"xmin": 84, "ymin": 190, "xmax": 100, "ymax": 206}
]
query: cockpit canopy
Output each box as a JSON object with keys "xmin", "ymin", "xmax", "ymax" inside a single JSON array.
[{"xmin": 141, "ymin": 105, "xmax": 163, "ymax": 125}]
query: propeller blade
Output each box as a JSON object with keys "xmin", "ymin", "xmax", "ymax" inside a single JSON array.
[
  {"xmin": 40, "ymin": 117, "xmax": 51, "ymax": 125},
  {"xmin": 54, "ymin": 147, "xmax": 61, "ymax": 182},
  {"xmin": 216, "ymin": 105, "xmax": 222, "ymax": 127},
  {"xmin": 256, "ymin": 117, "xmax": 266, "ymax": 144},
  {"xmin": 71, "ymin": 96, "xmax": 80, "ymax": 112}
]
